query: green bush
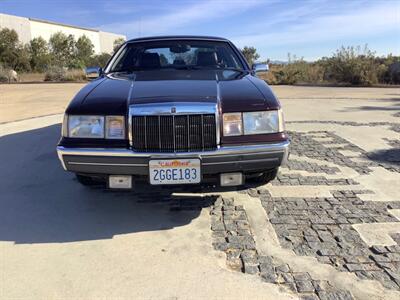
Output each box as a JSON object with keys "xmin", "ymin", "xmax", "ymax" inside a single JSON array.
[
  {"xmin": 320, "ymin": 45, "xmax": 380, "ymax": 85},
  {"xmin": 273, "ymin": 67, "xmax": 300, "ymax": 85},
  {"xmin": 376, "ymin": 55, "xmax": 400, "ymax": 84},
  {"xmin": 259, "ymin": 54, "xmax": 324, "ymax": 85},
  {"xmin": 258, "ymin": 45, "xmax": 399, "ymax": 86}
]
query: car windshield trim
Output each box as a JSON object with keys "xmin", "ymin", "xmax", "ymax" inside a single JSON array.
[
  {"xmin": 106, "ymin": 40, "xmax": 246, "ymax": 73},
  {"xmin": 107, "ymin": 66, "xmax": 248, "ymax": 74}
]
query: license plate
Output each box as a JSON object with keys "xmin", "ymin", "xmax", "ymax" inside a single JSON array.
[{"xmin": 149, "ymin": 159, "xmax": 201, "ymax": 185}]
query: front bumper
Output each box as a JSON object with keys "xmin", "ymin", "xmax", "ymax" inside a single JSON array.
[{"xmin": 57, "ymin": 140, "xmax": 290, "ymax": 177}]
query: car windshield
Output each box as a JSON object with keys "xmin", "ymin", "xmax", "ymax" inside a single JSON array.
[{"xmin": 107, "ymin": 40, "xmax": 244, "ymax": 72}]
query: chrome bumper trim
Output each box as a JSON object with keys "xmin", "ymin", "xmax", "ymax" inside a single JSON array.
[
  {"xmin": 57, "ymin": 141, "xmax": 289, "ymax": 157},
  {"xmin": 57, "ymin": 140, "xmax": 290, "ymax": 171},
  {"xmin": 202, "ymin": 157, "xmax": 279, "ymax": 166},
  {"xmin": 67, "ymin": 162, "xmax": 148, "ymax": 167}
]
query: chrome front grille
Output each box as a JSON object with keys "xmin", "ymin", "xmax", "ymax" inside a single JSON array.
[{"xmin": 132, "ymin": 114, "xmax": 217, "ymax": 152}]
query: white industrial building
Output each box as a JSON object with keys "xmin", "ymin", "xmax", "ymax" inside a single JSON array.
[{"xmin": 0, "ymin": 13, "xmax": 126, "ymax": 54}]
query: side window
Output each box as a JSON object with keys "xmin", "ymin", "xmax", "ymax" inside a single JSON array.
[
  {"xmin": 111, "ymin": 46, "xmax": 139, "ymax": 71},
  {"xmin": 111, "ymin": 46, "xmax": 128, "ymax": 70}
]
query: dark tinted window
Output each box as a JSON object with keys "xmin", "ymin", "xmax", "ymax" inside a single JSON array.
[{"xmin": 108, "ymin": 40, "xmax": 243, "ymax": 72}]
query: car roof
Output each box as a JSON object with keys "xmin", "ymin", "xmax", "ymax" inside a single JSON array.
[{"xmin": 126, "ymin": 35, "xmax": 230, "ymax": 43}]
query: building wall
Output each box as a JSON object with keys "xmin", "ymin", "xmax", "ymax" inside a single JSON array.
[
  {"xmin": 0, "ymin": 13, "xmax": 31, "ymax": 43},
  {"xmin": 29, "ymin": 19, "xmax": 102, "ymax": 53},
  {"xmin": 99, "ymin": 31, "xmax": 124, "ymax": 54},
  {"xmin": 0, "ymin": 13, "xmax": 125, "ymax": 54}
]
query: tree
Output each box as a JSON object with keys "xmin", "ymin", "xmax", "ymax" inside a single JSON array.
[
  {"xmin": 113, "ymin": 37, "xmax": 125, "ymax": 52},
  {"xmin": 75, "ymin": 35, "xmax": 94, "ymax": 66},
  {"xmin": 0, "ymin": 28, "xmax": 19, "ymax": 68},
  {"xmin": 241, "ymin": 46, "xmax": 260, "ymax": 65},
  {"xmin": 0, "ymin": 28, "xmax": 31, "ymax": 71},
  {"xmin": 29, "ymin": 37, "xmax": 50, "ymax": 72},
  {"xmin": 87, "ymin": 52, "xmax": 112, "ymax": 68},
  {"xmin": 48, "ymin": 32, "xmax": 75, "ymax": 67},
  {"xmin": 14, "ymin": 44, "xmax": 31, "ymax": 71}
]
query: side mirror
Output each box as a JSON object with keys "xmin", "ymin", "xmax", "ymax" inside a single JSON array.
[
  {"xmin": 85, "ymin": 67, "xmax": 102, "ymax": 80},
  {"xmin": 252, "ymin": 63, "xmax": 269, "ymax": 73}
]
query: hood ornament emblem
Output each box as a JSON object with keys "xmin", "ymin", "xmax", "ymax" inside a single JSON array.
[{"xmin": 171, "ymin": 107, "xmax": 176, "ymax": 114}]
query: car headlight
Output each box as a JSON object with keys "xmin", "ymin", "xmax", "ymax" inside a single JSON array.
[
  {"xmin": 243, "ymin": 110, "xmax": 281, "ymax": 134},
  {"xmin": 106, "ymin": 116, "xmax": 125, "ymax": 139},
  {"xmin": 68, "ymin": 115, "xmax": 105, "ymax": 138},
  {"xmin": 223, "ymin": 109, "xmax": 284, "ymax": 136},
  {"xmin": 63, "ymin": 115, "xmax": 126, "ymax": 139},
  {"xmin": 223, "ymin": 113, "xmax": 243, "ymax": 136}
]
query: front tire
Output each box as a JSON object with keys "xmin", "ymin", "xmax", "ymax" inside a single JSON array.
[
  {"xmin": 251, "ymin": 168, "xmax": 279, "ymax": 184},
  {"xmin": 75, "ymin": 174, "xmax": 103, "ymax": 186}
]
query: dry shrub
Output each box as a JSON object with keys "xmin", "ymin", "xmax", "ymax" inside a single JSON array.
[
  {"xmin": 63, "ymin": 69, "xmax": 86, "ymax": 81},
  {"xmin": 257, "ymin": 65, "xmax": 279, "ymax": 84},
  {"xmin": 44, "ymin": 67, "xmax": 65, "ymax": 81},
  {"xmin": 0, "ymin": 65, "xmax": 8, "ymax": 82},
  {"xmin": 44, "ymin": 67, "xmax": 86, "ymax": 82},
  {"xmin": 18, "ymin": 72, "xmax": 45, "ymax": 82}
]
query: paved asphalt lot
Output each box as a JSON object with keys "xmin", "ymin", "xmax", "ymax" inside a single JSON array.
[{"xmin": 0, "ymin": 84, "xmax": 399, "ymax": 299}]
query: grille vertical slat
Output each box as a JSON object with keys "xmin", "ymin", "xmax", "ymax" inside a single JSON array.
[
  {"xmin": 201, "ymin": 115, "xmax": 205, "ymax": 149},
  {"xmin": 189, "ymin": 115, "xmax": 203, "ymax": 151},
  {"xmin": 160, "ymin": 115, "xmax": 174, "ymax": 152},
  {"xmin": 145, "ymin": 116, "xmax": 159, "ymax": 151},
  {"xmin": 174, "ymin": 115, "xmax": 187, "ymax": 152},
  {"xmin": 132, "ymin": 114, "xmax": 216, "ymax": 152},
  {"xmin": 203, "ymin": 115, "xmax": 217, "ymax": 150},
  {"xmin": 132, "ymin": 116, "xmax": 146, "ymax": 150}
]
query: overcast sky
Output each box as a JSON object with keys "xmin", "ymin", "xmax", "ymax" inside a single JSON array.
[{"xmin": 1, "ymin": 0, "xmax": 399, "ymax": 61}]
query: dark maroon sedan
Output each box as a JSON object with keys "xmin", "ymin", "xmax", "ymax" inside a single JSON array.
[{"xmin": 57, "ymin": 36, "xmax": 289, "ymax": 189}]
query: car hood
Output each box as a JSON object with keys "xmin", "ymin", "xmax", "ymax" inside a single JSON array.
[{"xmin": 66, "ymin": 70, "xmax": 280, "ymax": 115}]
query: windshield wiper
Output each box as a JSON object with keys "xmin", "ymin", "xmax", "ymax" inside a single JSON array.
[
  {"xmin": 222, "ymin": 67, "xmax": 249, "ymax": 73},
  {"xmin": 167, "ymin": 65, "xmax": 202, "ymax": 70},
  {"xmin": 109, "ymin": 67, "xmax": 164, "ymax": 73},
  {"xmin": 108, "ymin": 66, "xmax": 249, "ymax": 73},
  {"xmin": 107, "ymin": 69, "xmax": 134, "ymax": 74},
  {"xmin": 170, "ymin": 66, "xmax": 249, "ymax": 72}
]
